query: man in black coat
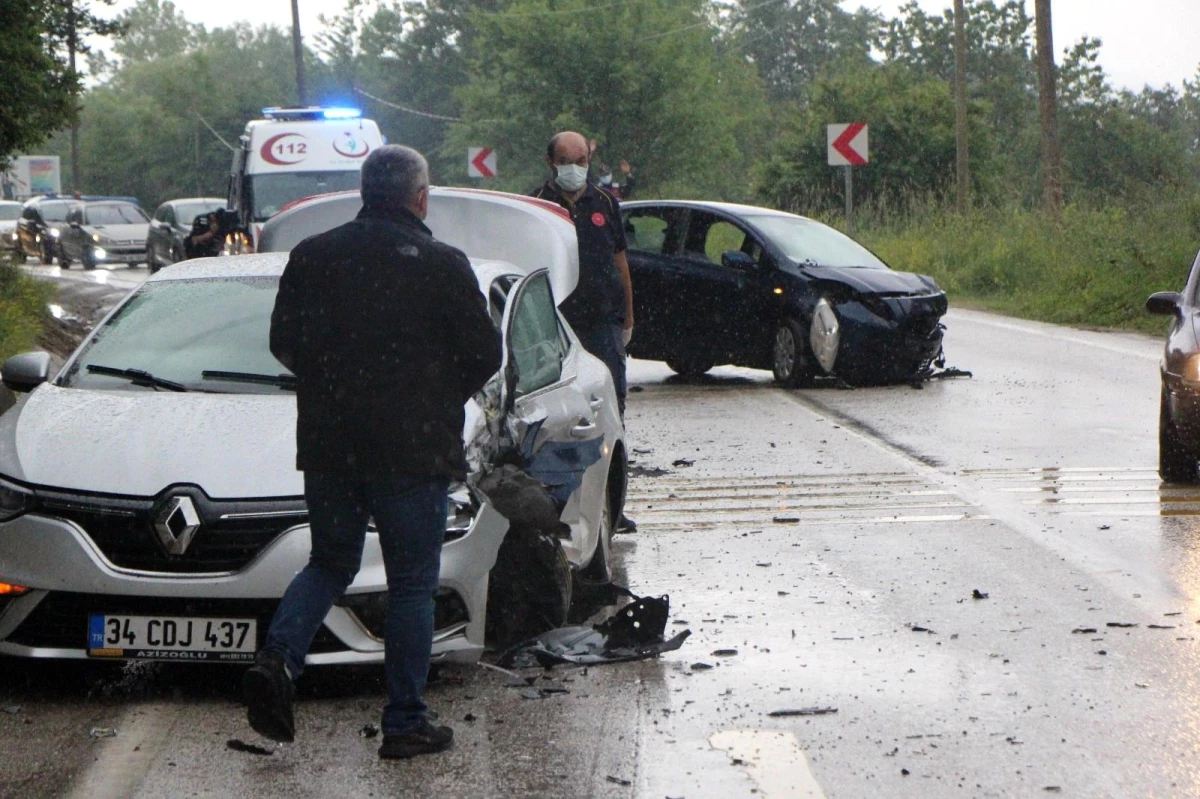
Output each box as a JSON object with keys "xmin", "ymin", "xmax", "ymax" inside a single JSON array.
[{"xmin": 242, "ymin": 145, "xmax": 502, "ymax": 760}]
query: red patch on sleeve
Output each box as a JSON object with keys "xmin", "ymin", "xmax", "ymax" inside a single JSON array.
[{"xmin": 591, "ymin": 212, "xmax": 606, "ymax": 227}]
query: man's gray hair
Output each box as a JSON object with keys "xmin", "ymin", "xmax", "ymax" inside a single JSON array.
[{"xmin": 361, "ymin": 144, "xmax": 429, "ymax": 208}]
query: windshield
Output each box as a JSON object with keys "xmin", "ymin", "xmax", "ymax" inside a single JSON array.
[
  {"xmin": 748, "ymin": 215, "xmax": 889, "ymax": 270},
  {"xmin": 0, "ymin": 205, "xmax": 21, "ymax": 221},
  {"xmin": 61, "ymin": 277, "xmax": 289, "ymax": 394},
  {"xmin": 85, "ymin": 203, "xmax": 150, "ymax": 225},
  {"xmin": 175, "ymin": 201, "xmax": 224, "ymax": 226},
  {"xmin": 40, "ymin": 202, "xmax": 71, "ymax": 223},
  {"xmin": 251, "ymin": 171, "xmax": 362, "ymax": 221}
]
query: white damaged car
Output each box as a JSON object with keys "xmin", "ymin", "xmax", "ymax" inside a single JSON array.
[{"xmin": 0, "ymin": 189, "xmax": 626, "ymax": 666}]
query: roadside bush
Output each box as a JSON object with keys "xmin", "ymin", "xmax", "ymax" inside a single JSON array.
[
  {"xmin": 0, "ymin": 258, "xmax": 51, "ymax": 362},
  {"xmin": 857, "ymin": 189, "xmax": 1200, "ymax": 335}
]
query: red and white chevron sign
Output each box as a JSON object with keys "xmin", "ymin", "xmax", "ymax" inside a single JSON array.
[
  {"xmin": 468, "ymin": 147, "xmax": 497, "ymax": 178},
  {"xmin": 827, "ymin": 123, "xmax": 868, "ymax": 166}
]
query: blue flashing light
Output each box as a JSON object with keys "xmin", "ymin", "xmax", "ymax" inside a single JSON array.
[
  {"xmin": 322, "ymin": 107, "xmax": 362, "ymax": 120},
  {"xmin": 260, "ymin": 106, "xmax": 362, "ymax": 121}
]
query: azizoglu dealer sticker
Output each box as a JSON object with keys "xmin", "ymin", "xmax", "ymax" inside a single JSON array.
[{"xmin": 88, "ymin": 614, "xmax": 257, "ymax": 662}]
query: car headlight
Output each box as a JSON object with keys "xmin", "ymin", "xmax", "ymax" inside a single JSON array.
[
  {"xmin": 92, "ymin": 247, "xmax": 107, "ymax": 260},
  {"xmin": 1182, "ymin": 355, "xmax": 1200, "ymax": 384},
  {"xmin": 92, "ymin": 233, "xmax": 101, "ymax": 243},
  {"xmin": 49, "ymin": 228, "xmax": 60, "ymax": 238},
  {"xmin": 0, "ymin": 477, "xmax": 34, "ymax": 522},
  {"xmin": 445, "ymin": 483, "xmax": 476, "ymax": 541}
]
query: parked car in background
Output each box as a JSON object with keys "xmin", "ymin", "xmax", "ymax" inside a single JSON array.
[
  {"xmin": 620, "ymin": 200, "xmax": 949, "ymax": 386},
  {"xmin": 1147, "ymin": 249, "xmax": 1200, "ymax": 483},
  {"xmin": 146, "ymin": 197, "xmax": 225, "ymax": 273},
  {"xmin": 16, "ymin": 196, "xmax": 73, "ymax": 264},
  {"xmin": 0, "ymin": 190, "xmax": 626, "ymax": 665},
  {"xmin": 57, "ymin": 200, "xmax": 150, "ymax": 269},
  {"xmin": 0, "ymin": 201, "xmax": 22, "ymax": 250}
]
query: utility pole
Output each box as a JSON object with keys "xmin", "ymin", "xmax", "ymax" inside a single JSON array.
[
  {"xmin": 953, "ymin": 0, "xmax": 969, "ymax": 213},
  {"xmin": 1035, "ymin": 0, "xmax": 1063, "ymax": 217},
  {"xmin": 290, "ymin": 0, "xmax": 307, "ymax": 106}
]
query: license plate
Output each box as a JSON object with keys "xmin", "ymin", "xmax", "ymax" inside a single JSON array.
[{"xmin": 88, "ymin": 615, "xmax": 257, "ymax": 662}]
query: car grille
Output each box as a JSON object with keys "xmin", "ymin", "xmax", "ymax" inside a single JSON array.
[
  {"xmin": 38, "ymin": 490, "xmax": 307, "ymax": 575},
  {"xmin": 6, "ymin": 592, "xmax": 344, "ymax": 654}
]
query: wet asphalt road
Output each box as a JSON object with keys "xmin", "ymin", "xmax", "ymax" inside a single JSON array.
[{"xmin": 2, "ymin": 274, "xmax": 1195, "ymax": 797}]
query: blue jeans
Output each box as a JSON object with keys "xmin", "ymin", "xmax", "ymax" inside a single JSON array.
[
  {"xmin": 574, "ymin": 322, "xmax": 627, "ymax": 415},
  {"xmin": 262, "ymin": 472, "xmax": 449, "ymax": 735}
]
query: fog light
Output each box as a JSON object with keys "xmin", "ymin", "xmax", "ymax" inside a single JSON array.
[
  {"xmin": 0, "ymin": 583, "xmax": 30, "ymax": 596},
  {"xmin": 93, "ymin": 247, "xmax": 108, "ymax": 260}
]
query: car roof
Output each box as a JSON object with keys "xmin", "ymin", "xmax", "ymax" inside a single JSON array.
[
  {"xmin": 622, "ymin": 199, "xmax": 809, "ymax": 221},
  {"xmin": 145, "ymin": 251, "xmax": 521, "ymax": 296},
  {"xmin": 165, "ymin": 197, "xmax": 224, "ymax": 206}
]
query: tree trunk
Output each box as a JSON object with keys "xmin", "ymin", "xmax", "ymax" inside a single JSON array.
[
  {"xmin": 291, "ymin": 0, "xmax": 307, "ymax": 106},
  {"xmin": 68, "ymin": 5, "xmax": 80, "ymax": 192},
  {"xmin": 1035, "ymin": 0, "xmax": 1063, "ymax": 217},
  {"xmin": 953, "ymin": 0, "xmax": 969, "ymax": 213}
]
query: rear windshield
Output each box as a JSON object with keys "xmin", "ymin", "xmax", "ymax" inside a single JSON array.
[
  {"xmin": 747, "ymin": 215, "xmax": 889, "ymax": 270},
  {"xmin": 85, "ymin": 204, "xmax": 150, "ymax": 225},
  {"xmin": 40, "ymin": 202, "xmax": 71, "ymax": 223},
  {"xmin": 251, "ymin": 171, "xmax": 362, "ymax": 222},
  {"xmin": 61, "ymin": 277, "xmax": 288, "ymax": 394},
  {"xmin": 0, "ymin": 205, "xmax": 21, "ymax": 221},
  {"xmin": 175, "ymin": 201, "xmax": 224, "ymax": 226}
]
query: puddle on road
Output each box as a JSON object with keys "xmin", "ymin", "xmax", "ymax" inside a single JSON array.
[{"xmin": 709, "ymin": 729, "xmax": 827, "ymax": 798}]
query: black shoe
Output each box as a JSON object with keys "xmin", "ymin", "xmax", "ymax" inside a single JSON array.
[
  {"xmin": 378, "ymin": 719, "xmax": 454, "ymax": 760},
  {"xmin": 616, "ymin": 514, "xmax": 638, "ymax": 534},
  {"xmin": 242, "ymin": 649, "xmax": 295, "ymax": 743}
]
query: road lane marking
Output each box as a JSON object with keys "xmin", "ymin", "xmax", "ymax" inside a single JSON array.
[
  {"xmin": 710, "ymin": 729, "xmax": 828, "ymax": 799},
  {"xmin": 67, "ymin": 701, "xmax": 178, "ymax": 799}
]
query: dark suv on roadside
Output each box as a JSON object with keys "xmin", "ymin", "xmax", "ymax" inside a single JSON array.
[{"xmin": 16, "ymin": 196, "xmax": 74, "ymax": 264}]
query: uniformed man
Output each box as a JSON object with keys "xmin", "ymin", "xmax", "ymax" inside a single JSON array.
[{"xmin": 532, "ymin": 131, "xmax": 634, "ymax": 414}]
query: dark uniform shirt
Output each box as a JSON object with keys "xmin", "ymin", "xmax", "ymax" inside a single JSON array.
[{"xmin": 531, "ymin": 180, "xmax": 627, "ymax": 329}]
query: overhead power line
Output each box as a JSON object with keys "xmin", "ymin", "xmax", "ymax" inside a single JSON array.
[
  {"xmin": 194, "ymin": 111, "xmax": 236, "ymax": 151},
  {"xmin": 353, "ymin": 86, "xmax": 464, "ymax": 122}
]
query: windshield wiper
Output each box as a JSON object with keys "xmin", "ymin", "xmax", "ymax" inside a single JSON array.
[
  {"xmin": 201, "ymin": 370, "xmax": 296, "ymax": 391},
  {"xmin": 86, "ymin": 364, "xmax": 189, "ymax": 392}
]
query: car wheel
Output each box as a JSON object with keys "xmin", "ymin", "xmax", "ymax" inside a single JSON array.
[
  {"xmin": 484, "ymin": 524, "xmax": 573, "ymax": 647},
  {"xmin": 772, "ymin": 317, "xmax": 815, "ymax": 386},
  {"xmin": 58, "ymin": 247, "xmax": 71, "ymax": 268},
  {"xmin": 1160, "ymin": 387, "xmax": 1198, "ymax": 483},
  {"xmin": 666, "ymin": 356, "xmax": 715, "ymax": 377}
]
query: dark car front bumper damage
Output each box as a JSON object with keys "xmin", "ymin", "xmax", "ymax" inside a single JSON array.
[{"xmin": 833, "ymin": 293, "xmax": 949, "ymax": 384}]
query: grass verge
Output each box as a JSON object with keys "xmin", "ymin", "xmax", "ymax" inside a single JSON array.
[
  {"xmin": 854, "ymin": 189, "xmax": 1200, "ymax": 336},
  {"xmin": 0, "ymin": 252, "xmax": 52, "ymax": 363}
]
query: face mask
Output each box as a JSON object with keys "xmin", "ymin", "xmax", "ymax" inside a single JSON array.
[{"xmin": 554, "ymin": 163, "xmax": 588, "ymax": 192}]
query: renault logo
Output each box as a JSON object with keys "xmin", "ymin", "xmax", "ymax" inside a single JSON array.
[{"xmin": 154, "ymin": 496, "xmax": 201, "ymax": 555}]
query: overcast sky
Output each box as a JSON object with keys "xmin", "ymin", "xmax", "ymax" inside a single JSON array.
[{"xmin": 107, "ymin": 0, "xmax": 1197, "ymax": 92}]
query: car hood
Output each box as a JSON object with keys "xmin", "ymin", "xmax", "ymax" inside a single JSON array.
[
  {"xmin": 0, "ymin": 386, "xmax": 301, "ymax": 498},
  {"xmin": 801, "ymin": 265, "xmax": 940, "ymax": 297},
  {"xmin": 0, "ymin": 221, "xmax": 16, "ymax": 233},
  {"xmin": 89, "ymin": 223, "xmax": 148, "ymax": 242}
]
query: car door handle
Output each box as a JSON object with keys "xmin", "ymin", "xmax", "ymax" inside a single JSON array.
[{"xmin": 571, "ymin": 419, "xmax": 598, "ymax": 438}]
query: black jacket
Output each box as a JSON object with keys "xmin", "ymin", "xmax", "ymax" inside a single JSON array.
[{"xmin": 270, "ymin": 205, "xmax": 502, "ymax": 478}]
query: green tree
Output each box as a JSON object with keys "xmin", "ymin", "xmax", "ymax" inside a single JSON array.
[
  {"xmin": 0, "ymin": 0, "xmax": 79, "ymax": 167},
  {"xmin": 448, "ymin": 0, "xmax": 768, "ymax": 197},
  {"xmin": 758, "ymin": 64, "xmax": 1000, "ymax": 214}
]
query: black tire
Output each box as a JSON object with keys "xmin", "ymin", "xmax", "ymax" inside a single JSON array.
[
  {"xmin": 485, "ymin": 527, "xmax": 572, "ymax": 647},
  {"xmin": 1160, "ymin": 387, "xmax": 1198, "ymax": 483},
  {"xmin": 57, "ymin": 244, "xmax": 71, "ymax": 269},
  {"xmin": 81, "ymin": 248, "xmax": 96, "ymax": 270},
  {"xmin": 772, "ymin": 317, "xmax": 816, "ymax": 387},
  {"xmin": 38, "ymin": 239, "xmax": 54, "ymax": 265},
  {"xmin": 576, "ymin": 477, "xmax": 617, "ymax": 587},
  {"xmin": 666, "ymin": 356, "xmax": 715, "ymax": 377}
]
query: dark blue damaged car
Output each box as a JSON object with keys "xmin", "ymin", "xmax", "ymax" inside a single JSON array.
[{"xmin": 621, "ymin": 200, "xmax": 948, "ymax": 386}]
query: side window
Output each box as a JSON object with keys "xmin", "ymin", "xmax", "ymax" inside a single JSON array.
[
  {"xmin": 624, "ymin": 209, "xmax": 670, "ymax": 254},
  {"xmin": 509, "ymin": 273, "xmax": 567, "ymax": 395},
  {"xmin": 153, "ymin": 205, "xmax": 167, "ymax": 223},
  {"xmin": 21, "ymin": 207, "xmax": 35, "ymax": 221},
  {"xmin": 488, "ymin": 275, "xmax": 518, "ymax": 327},
  {"xmin": 165, "ymin": 207, "xmax": 176, "ymax": 226}
]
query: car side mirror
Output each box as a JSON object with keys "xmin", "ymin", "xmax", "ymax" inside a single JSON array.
[
  {"xmin": 1146, "ymin": 291, "xmax": 1182, "ymax": 316},
  {"xmin": 1, "ymin": 351, "xmax": 51, "ymax": 392},
  {"xmin": 721, "ymin": 250, "xmax": 756, "ymax": 270}
]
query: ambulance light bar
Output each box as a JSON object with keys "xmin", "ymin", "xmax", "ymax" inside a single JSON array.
[{"xmin": 261, "ymin": 107, "xmax": 363, "ymax": 121}]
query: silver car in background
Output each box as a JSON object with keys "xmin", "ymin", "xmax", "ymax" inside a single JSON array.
[{"xmin": 0, "ymin": 191, "xmax": 626, "ymax": 666}]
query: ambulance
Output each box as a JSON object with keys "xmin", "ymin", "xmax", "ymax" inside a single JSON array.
[{"xmin": 227, "ymin": 107, "xmax": 385, "ymax": 250}]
